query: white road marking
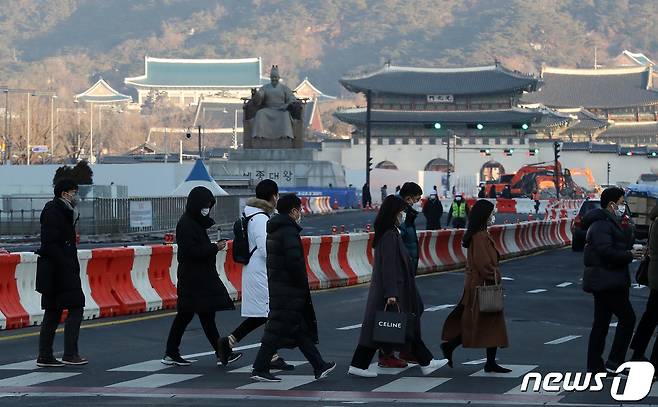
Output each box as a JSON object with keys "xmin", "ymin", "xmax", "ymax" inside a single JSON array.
[
  {"xmin": 372, "ymin": 377, "xmax": 450, "ymax": 392},
  {"xmin": 336, "ymin": 324, "xmax": 362, "ymax": 331},
  {"xmin": 0, "ymin": 360, "xmax": 38, "ymax": 371},
  {"xmin": 109, "ymin": 360, "xmax": 172, "ymax": 372},
  {"xmin": 237, "ymin": 374, "xmax": 316, "ymax": 390},
  {"xmin": 107, "ymin": 373, "xmax": 201, "ymax": 388},
  {"xmin": 505, "ymin": 382, "xmax": 563, "ymax": 395},
  {"xmin": 526, "ymin": 289, "xmax": 548, "ymax": 294},
  {"xmin": 470, "ymin": 364, "xmax": 538, "ymax": 378},
  {"xmin": 544, "ymin": 335, "xmax": 581, "ymax": 345},
  {"xmin": 610, "ymin": 322, "xmax": 618, "ymax": 328},
  {"xmin": 368, "ymin": 362, "xmax": 414, "ymax": 375},
  {"xmin": 424, "ymin": 304, "xmax": 455, "ymax": 312},
  {"xmin": 556, "ymin": 282, "xmax": 572, "ymax": 288},
  {"xmin": 462, "ymin": 358, "xmax": 488, "ymax": 365},
  {"xmin": 182, "ymin": 342, "xmax": 261, "ymax": 359},
  {"xmin": 229, "ymin": 360, "xmax": 307, "ymax": 374},
  {"xmin": 0, "ymin": 372, "xmax": 80, "ymax": 387},
  {"xmin": 501, "ymin": 277, "xmax": 515, "ymax": 281}
]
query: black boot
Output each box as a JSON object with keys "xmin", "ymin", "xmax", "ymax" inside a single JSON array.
[{"xmin": 484, "ymin": 347, "xmax": 511, "ymax": 373}]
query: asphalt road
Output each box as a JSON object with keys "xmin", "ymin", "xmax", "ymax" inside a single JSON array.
[{"xmin": 0, "ymin": 248, "xmax": 654, "ymax": 406}]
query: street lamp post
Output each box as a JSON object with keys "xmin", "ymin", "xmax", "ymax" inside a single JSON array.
[
  {"xmin": 197, "ymin": 125, "xmax": 203, "ymax": 159},
  {"xmin": 26, "ymin": 93, "xmax": 30, "ymax": 165},
  {"xmin": 3, "ymin": 89, "xmax": 8, "ymax": 165},
  {"xmin": 50, "ymin": 95, "xmax": 56, "ymax": 163}
]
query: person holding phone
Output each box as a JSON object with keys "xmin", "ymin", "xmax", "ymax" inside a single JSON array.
[
  {"xmin": 348, "ymin": 195, "xmax": 446, "ymax": 378},
  {"xmin": 161, "ymin": 186, "xmax": 237, "ymax": 367}
]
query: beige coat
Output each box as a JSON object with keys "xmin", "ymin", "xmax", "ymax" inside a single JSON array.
[{"xmin": 442, "ymin": 230, "xmax": 509, "ymax": 348}]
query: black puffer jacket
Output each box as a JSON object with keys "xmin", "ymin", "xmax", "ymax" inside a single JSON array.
[
  {"xmin": 175, "ymin": 186, "xmax": 234, "ymax": 313},
  {"xmin": 37, "ymin": 198, "xmax": 85, "ymax": 310},
  {"xmin": 583, "ymin": 208, "xmax": 634, "ymax": 293},
  {"xmin": 261, "ymin": 213, "xmax": 318, "ymax": 349}
]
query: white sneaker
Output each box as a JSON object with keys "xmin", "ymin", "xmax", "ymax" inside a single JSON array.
[
  {"xmin": 348, "ymin": 365, "xmax": 377, "ymax": 378},
  {"xmin": 420, "ymin": 359, "xmax": 449, "ymax": 376}
]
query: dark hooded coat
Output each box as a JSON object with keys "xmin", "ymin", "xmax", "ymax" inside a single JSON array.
[
  {"xmin": 649, "ymin": 205, "xmax": 658, "ymax": 290},
  {"xmin": 175, "ymin": 186, "xmax": 234, "ymax": 313}
]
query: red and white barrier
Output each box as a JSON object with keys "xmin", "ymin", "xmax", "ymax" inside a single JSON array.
[{"xmin": 0, "ymin": 220, "xmax": 572, "ymax": 330}]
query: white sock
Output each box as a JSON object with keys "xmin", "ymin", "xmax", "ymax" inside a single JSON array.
[
  {"xmin": 228, "ymin": 335, "xmax": 237, "ymax": 348},
  {"xmin": 271, "ymin": 353, "xmax": 280, "ymax": 362}
]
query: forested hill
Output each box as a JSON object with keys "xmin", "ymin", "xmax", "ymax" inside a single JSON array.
[{"xmin": 1, "ymin": 0, "xmax": 657, "ymax": 96}]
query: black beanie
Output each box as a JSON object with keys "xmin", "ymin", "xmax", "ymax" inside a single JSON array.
[{"xmin": 600, "ymin": 187, "xmax": 625, "ymax": 209}]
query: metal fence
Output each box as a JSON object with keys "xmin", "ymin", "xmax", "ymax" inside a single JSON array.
[{"xmin": 0, "ymin": 195, "xmax": 244, "ymax": 237}]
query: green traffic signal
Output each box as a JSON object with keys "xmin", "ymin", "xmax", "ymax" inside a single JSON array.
[
  {"xmin": 433, "ymin": 122, "xmax": 441, "ymax": 130},
  {"xmin": 476, "ymin": 123, "xmax": 484, "ymax": 130}
]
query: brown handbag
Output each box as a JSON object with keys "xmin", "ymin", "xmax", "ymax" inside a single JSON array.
[{"xmin": 477, "ymin": 275, "xmax": 504, "ymax": 313}]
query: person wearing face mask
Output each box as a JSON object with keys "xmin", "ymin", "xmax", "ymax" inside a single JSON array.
[
  {"xmin": 348, "ymin": 195, "xmax": 447, "ymax": 378},
  {"xmin": 161, "ymin": 186, "xmax": 236, "ymax": 367},
  {"xmin": 582, "ymin": 187, "xmax": 642, "ymax": 373},
  {"xmin": 36, "ymin": 179, "xmax": 86, "ymax": 367},
  {"xmin": 251, "ymin": 194, "xmax": 335, "ymax": 382},
  {"xmin": 422, "ymin": 193, "xmax": 443, "ymax": 230},
  {"xmin": 447, "ymin": 194, "xmax": 469, "ymax": 229},
  {"xmin": 221, "ymin": 180, "xmax": 293, "ymax": 371},
  {"xmin": 441, "ymin": 199, "xmax": 511, "ymax": 373}
]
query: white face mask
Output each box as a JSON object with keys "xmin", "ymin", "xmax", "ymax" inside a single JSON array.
[
  {"xmin": 398, "ymin": 211, "xmax": 406, "ymax": 226},
  {"xmin": 615, "ymin": 204, "xmax": 625, "ymax": 217},
  {"xmin": 201, "ymin": 208, "xmax": 210, "ymax": 217},
  {"xmin": 487, "ymin": 214, "xmax": 496, "ymax": 226}
]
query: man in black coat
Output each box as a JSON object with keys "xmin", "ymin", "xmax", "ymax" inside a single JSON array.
[
  {"xmin": 251, "ymin": 194, "xmax": 336, "ymax": 382},
  {"xmin": 362, "ymin": 182, "xmax": 372, "ymax": 208},
  {"xmin": 422, "ymin": 193, "xmax": 443, "ymax": 230},
  {"xmin": 36, "ymin": 179, "xmax": 87, "ymax": 367},
  {"xmin": 162, "ymin": 186, "xmax": 238, "ymax": 367},
  {"xmin": 583, "ymin": 187, "xmax": 643, "ymax": 373}
]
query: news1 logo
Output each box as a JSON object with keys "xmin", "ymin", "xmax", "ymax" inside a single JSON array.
[{"xmin": 521, "ymin": 362, "xmax": 655, "ymax": 401}]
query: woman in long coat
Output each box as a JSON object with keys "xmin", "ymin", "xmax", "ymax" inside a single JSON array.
[
  {"xmin": 348, "ymin": 195, "xmax": 446, "ymax": 378},
  {"xmin": 161, "ymin": 186, "xmax": 236, "ymax": 366},
  {"xmin": 441, "ymin": 199, "xmax": 511, "ymax": 373}
]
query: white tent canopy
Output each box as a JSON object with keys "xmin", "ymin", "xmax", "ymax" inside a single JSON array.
[{"xmin": 172, "ymin": 159, "xmax": 228, "ymax": 196}]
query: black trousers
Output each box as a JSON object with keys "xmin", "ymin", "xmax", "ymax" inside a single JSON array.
[
  {"xmin": 587, "ymin": 290, "xmax": 636, "ymax": 371},
  {"xmin": 231, "ymin": 317, "xmax": 267, "ymax": 343},
  {"xmin": 631, "ymin": 288, "xmax": 658, "ymax": 365},
  {"xmin": 165, "ymin": 311, "xmax": 220, "ymax": 357},
  {"xmin": 451, "ymin": 218, "xmax": 466, "ymax": 229},
  {"xmin": 351, "ymin": 339, "xmax": 433, "ymax": 370},
  {"xmin": 253, "ymin": 335, "xmax": 324, "ymax": 372},
  {"xmin": 443, "ymin": 334, "xmax": 499, "ymax": 363},
  {"xmin": 38, "ymin": 307, "xmax": 83, "ymax": 359}
]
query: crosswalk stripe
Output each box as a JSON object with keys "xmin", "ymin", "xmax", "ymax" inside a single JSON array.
[
  {"xmin": 544, "ymin": 335, "xmax": 581, "ymax": 345},
  {"xmin": 182, "ymin": 342, "xmax": 261, "ymax": 359},
  {"xmin": 108, "ymin": 360, "xmax": 172, "ymax": 372},
  {"xmin": 368, "ymin": 362, "xmax": 414, "ymax": 375},
  {"xmin": 501, "ymin": 277, "xmax": 515, "ymax": 281},
  {"xmin": 470, "ymin": 364, "xmax": 538, "ymax": 378},
  {"xmin": 237, "ymin": 374, "xmax": 316, "ymax": 390},
  {"xmin": 556, "ymin": 282, "xmax": 572, "ymax": 288},
  {"xmin": 424, "ymin": 304, "xmax": 455, "ymax": 312},
  {"xmin": 107, "ymin": 373, "xmax": 201, "ymax": 388},
  {"xmin": 527, "ymin": 289, "xmax": 547, "ymax": 294},
  {"xmin": 372, "ymin": 377, "xmax": 450, "ymax": 392},
  {"xmin": 0, "ymin": 360, "xmax": 37, "ymax": 370},
  {"xmin": 505, "ymin": 382, "xmax": 564, "ymax": 396},
  {"xmin": 0, "ymin": 372, "xmax": 80, "ymax": 387},
  {"xmin": 229, "ymin": 361, "xmax": 308, "ymax": 374},
  {"xmin": 462, "ymin": 358, "xmax": 487, "ymax": 365},
  {"xmin": 336, "ymin": 324, "xmax": 362, "ymax": 331}
]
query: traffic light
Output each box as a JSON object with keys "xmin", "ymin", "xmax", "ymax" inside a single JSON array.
[
  {"xmin": 433, "ymin": 122, "xmax": 442, "ymax": 130},
  {"xmin": 626, "ymin": 151, "xmax": 633, "ymax": 156},
  {"xmin": 513, "ymin": 123, "xmax": 530, "ymax": 130},
  {"xmin": 607, "ymin": 162, "xmax": 611, "ymax": 172},
  {"xmin": 528, "ymin": 148, "xmax": 539, "ymax": 156},
  {"xmin": 423, "ymin": 122, "xmax": 442, "ymax": 130},
  {"xmin": 467, "ymin": 123, "xmax": 485, "ymax": 130},
  {"xmin": 650, "ymin": 151, "xmax": 658, "ymax": 158},
  {"xmin": 504, "ymin": 148, "xmax": 514, "ymax": 156},
  {"xmin": 367, "ymin": 156, "xmax": 373, "ymax": 172},
  {"xmin": 479, "ymin": 149, "xmax": 491, "ymax": 156},
  {"xmin": 553, "ymin": 141, "xmax": 561, "ymax": 160}
]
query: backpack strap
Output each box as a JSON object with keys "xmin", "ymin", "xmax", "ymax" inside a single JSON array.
[{"xmin": 243, "ymin": 211, "xmax": 269, "ymax": 255}]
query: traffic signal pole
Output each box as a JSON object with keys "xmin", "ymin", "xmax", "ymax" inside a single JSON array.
[
  {"xmin": 553, "ymin": 141, "xmax": 561, "ymax": 200},
  {"xmin": 366, "ymin": 89, "xmax": 372, "ymax": 185}
]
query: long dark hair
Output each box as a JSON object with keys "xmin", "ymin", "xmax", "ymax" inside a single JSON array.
[
  {"xmin": 373, "ymin": 195, "xmax": 407, "ymax": 246},
  {"xmin": 462, "ymin": 199, "xmax": 495, "ymax": 248}
]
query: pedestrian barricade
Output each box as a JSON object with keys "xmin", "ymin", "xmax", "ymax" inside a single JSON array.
[
  {"xmin": 0, "ymin": 219, "xmax": 575, "ymax": 330},
  {"xmin": 496, "ymin": 198, "xmax": 517, "ymax": 214}
]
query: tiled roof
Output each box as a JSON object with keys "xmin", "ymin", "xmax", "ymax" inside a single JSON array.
[
  {"xmin": 75, "ymin": 79, "xmax": 132, "ymax": 104},
  {"xmin": 598, "ymin": 122, "xmax": 658, "ymax": 139},
  {"xmin": 125, "ymin": 57, "xmax": 263, "ymax": 88},
  {"xmin": 333, "ymin": 107, "xmax": 547, "ymax": 127},
  {"xmin": 566, "ymin": 109, "xmax": 609, "ymax": 131},
  {"xmin": 521, "ymin": 66, "xmax": 658, "ymax": 109},
  {"xmin": 339, "ymin": 64, "xmax": 540, "ymax": 96}
]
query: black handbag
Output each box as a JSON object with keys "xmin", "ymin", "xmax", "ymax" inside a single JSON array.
[
  {"xmin": 636, "ymin": 256, "xmax": 650, "ymax": 286},
  {"xmin": 373, "ymin": 303, "xmax": 412, "ymax": 345}
]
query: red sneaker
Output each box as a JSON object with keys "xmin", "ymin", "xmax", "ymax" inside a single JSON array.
[
  {"xmin": 378, "ymin": 353, "xmax": 408, "ymax": 368},
  {"xmin": 399, "ymin": 351, "xmax": 419, "ymax": 364}
]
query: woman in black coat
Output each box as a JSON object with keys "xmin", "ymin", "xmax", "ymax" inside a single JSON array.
[
  {"xmin": 162, "ymin": 186, "xmax": 237, "ymax": 367},
  {"xmin": 251, "ymin": 194, "xmax": 335, "ymax": 382},
  {"xmin": 348, "ymin": 195, "xmax": 446, "ymax": 378}
]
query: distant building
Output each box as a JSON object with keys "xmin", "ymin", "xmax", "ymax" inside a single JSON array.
[
  {"xmin": 294, "ymin": 77, "xmax": 336, "ymax": 135},
  {"xmin": 522, "ymin": 66, "xmax": 658, "ymax": 145},
  {"xmin": 610, "ymin": 50, "xmax": 655, "ymax": 67},
  {"xmin": 125, "ymin": 57, "xmax": 264, "ymax": 107}
]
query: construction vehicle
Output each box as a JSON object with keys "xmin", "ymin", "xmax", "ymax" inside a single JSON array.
[{"xmin": 492, "ymin": 162, "xmax": 586, "ymax": 198}]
